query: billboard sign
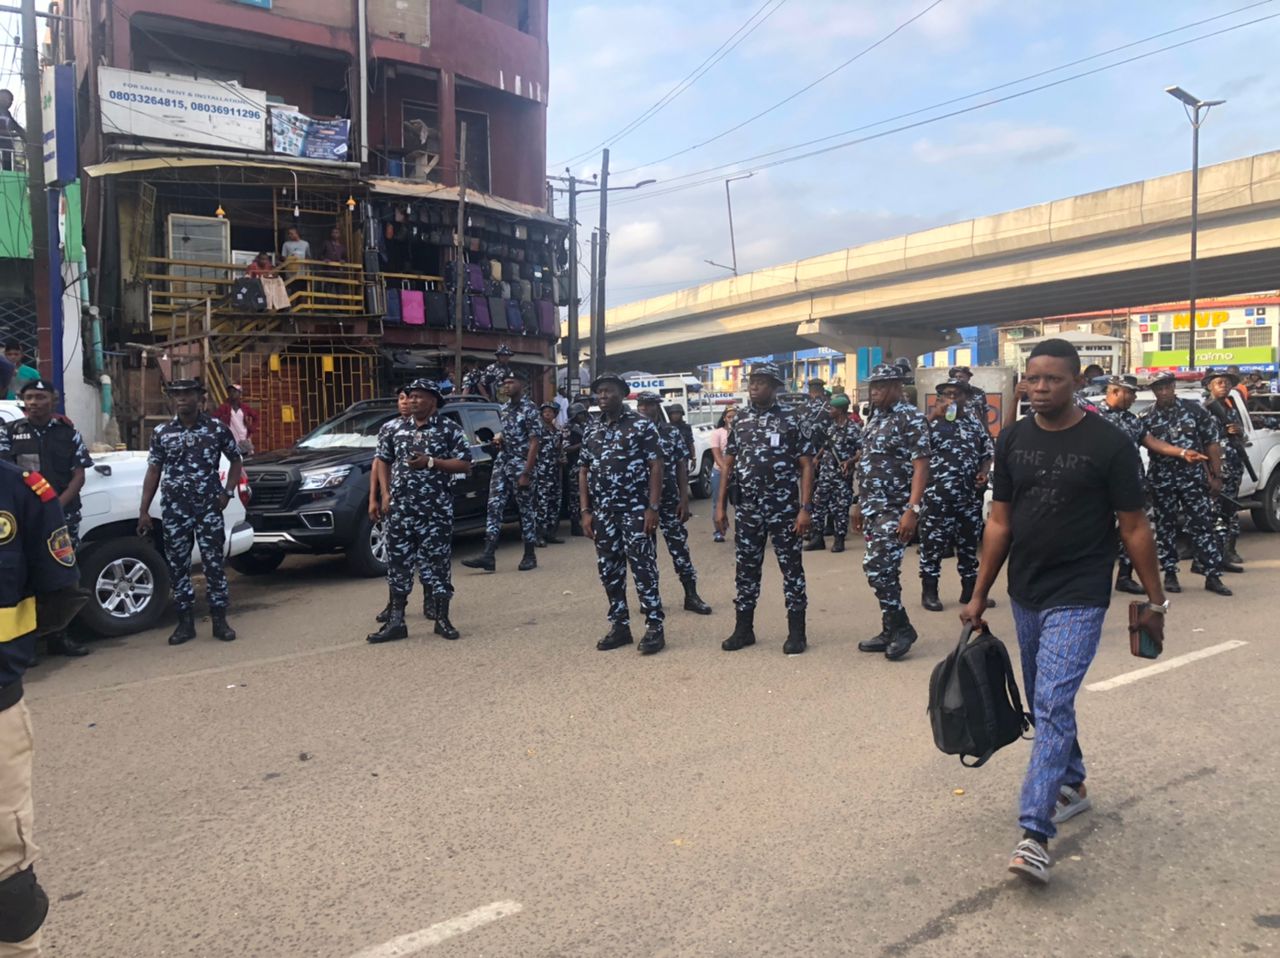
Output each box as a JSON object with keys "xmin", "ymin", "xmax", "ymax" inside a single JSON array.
[
  {"xmin": 41, "ymin": 64, "xmax": 77, "ymax": 185},
  {"xmin": 99, "ymin": 67, "xmax": 267, "ymax": 152}
]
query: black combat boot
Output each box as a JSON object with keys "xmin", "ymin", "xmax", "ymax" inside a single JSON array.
[
  {"xmin": 803, "ymin": 533, "xmax": 826, "ymax": 552},
  {"xmin": 1205, "ymin": 575, "xmax": 1233, "ymax": 596},
  {"xmin": 47, "ymin": 631, "xmax": 90, "ymax": 657},
  {"xmin": 831, "ymin": 534, "xmax": 846, "ymax": 553},
  {"xmin": 544, "ymin": 522, "xmax": 565, "ymax": 544},
  {"xmin": 570, "ymin": 519, "xmax": 585, "ymax": 537},
  {"xmin": 682, "ymin": 577, "xmax": 712, "ymax": 615},
  {"xmin": 461, "ymin": 536, "xmax": 498, "ymax": 572},
  {"xmin": 423, "ymin": 593, "xmax": 437, "ymax": 620},
  {"xmin": 1163, "ymin": 571, "xmax": 1182, "ymax": 593},
  {"xmin": 721, "ymin": 608, "xmax": 756, "ymax": 651},
  {"xmin": 921, "ymin": 576, "xmax": 944, "ymax": 612},
  {"xmin": 375, "ymin": 602, "xmax": 391, "ymax": 624},
  {"xmin": 783, "ymin": 610, "xmax": 807, "ymax": 655},
  {"xmin": 518, "ymin": 544, "xmax": 538, "ymax": 571},
  {"xmin": 638, "ymin": 625, "xmax": 665, "ymax": 655},
  {"xmin": 210, "ymin": 609, "xmax": 237, "ymax": 642},
  {"xmin": 367, "ymin": 594, "xmax": 409, "ymax": 643},
  {"xmin": 434, "ymin": 595, "xmax": 460, "ymax": 640},
  {"xmin": 1226, "ymin": 536, "xmax": 1244, "ymax": 566},
  {"xmin": 535, "ymin": 529, "xmax": 547, "ymax": 548},
  {"xmin": 858, "ymin": 611, "xmax": 893, "ymax": 653},
  {"xmin": 597, "ymin": 621, "xmax": 633, "ymax": 651},
  {"xmin": 884, "ymin": 609, "xmax": 918, "ymax": 661},
  {"xmin": 1114, "ymin": 560, "xmax": 1144, "ymax": 594},
  {"xmin": 167, "ymin": 609, "xmax": 197, "ymax": 646},
  {"xmin": 959, "ymin": 576, "xmax": 997, "ymax": 608}
]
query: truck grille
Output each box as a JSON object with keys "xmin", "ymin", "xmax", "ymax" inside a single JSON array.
[{"xmin": 248, "ymin": 471, "xmax": 293, "ymax": 508}]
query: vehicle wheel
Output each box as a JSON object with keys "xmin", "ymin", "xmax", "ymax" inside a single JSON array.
[
  {"xmin": 229, "ymin": 548, "xmax": 286, "ymax": 576},
  {"xmin": 345, "ymin": 513, "xmax": 389, "ymax": 577},
  {"xmin": 76, "ymin": 537, "xmax": 172, "ymax": 637},
  {"xmin": 691, "ymin": 452, "xmax": 714, "ymax": 500},
  {"xmin": 1251, "ymin": 468, "xmax": 1280, "ymax": 532}
]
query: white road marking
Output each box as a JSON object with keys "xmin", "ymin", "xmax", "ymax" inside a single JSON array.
[
  {"xmin": 349, "ymin": 901, "xmax": 523, "ymax": 958},
  {"xmin": 1086, "ymin": 640, "xmax": 1248, "ymax": 692}
]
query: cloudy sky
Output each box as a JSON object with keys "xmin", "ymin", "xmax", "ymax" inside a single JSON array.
[{"xmin": 546, "ymin": 0, "xmax": 1280, "ymax": 307}]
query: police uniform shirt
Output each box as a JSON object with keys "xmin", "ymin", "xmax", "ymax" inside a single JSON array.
[
  {"xmin": 1097, "ymin": 404, "xmax": 1149, "ymax": 450},
  {"xmin": 480, "ymin": 362, "xmax": 513, "ymax": 397},
  {"xmin": 375, "ymin": 414, "xmax": 471, "ymax": 504},
  {"xmin": 806, "ymin": 397, "xmax": 833, "ymax": 452},
  {"xmin": 725, "ymin": 402, "xmax": 816, "ymax": 504},
  {"xmin": 925, "ymin": 414, "xmax": 992, "ymax": 499},
  {"xmin": 965, "ymin": 385, "xmax": 991, "ymax": 429},
  {"xmin": 0, "ymin": 462, "xmax": 80, "ymax": 685},
  {"xmin": 537, "ymin": 419, "xmax": 563, "ymax": 466},
  {"xmin": 146, "ymin": 413, "xmax": 242, "ymax": 507},
  {"xmin": 497, "ymin": 397, "xmax": 541, "ymax": 463},
  {"xmin": 565, "ymin": 421, "xmax": 586, "ymax": 467},
  {"xmin": 0, "ymin": 418, "xmax": 93, "ymax": 506},
  {"xmin": 857, "ymin": 400, "xmax": 931, "ymax": 515},
  {"xmin": 1140, "ymin": 399, "xmax": 1223, "ymax": 481},
  {"xmin": 655, "ymin": 423, "xmax": 690, "ymax": 496},
  {"xmin": 462, "ymin": 370, "xmax": 484, "ymax": 394},
  {"xmin": 822, "ymin": 417, "xmax": 861, "ymax": 468},
  {"xmin": 580, "ymin": 410, "xmax": 661, "ymax": 515},
  {"xmin": 1207, "ymin": 395, "xmax": 1247, "ymax": 462}
]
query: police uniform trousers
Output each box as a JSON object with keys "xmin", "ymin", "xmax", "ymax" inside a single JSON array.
[
  {"xmin": 812, "ymin": 463, "xmax": 852, "ymax": 539},
  {"xmin": 917, "ymin": 492, "xmax": 982, "ymax": 581},
  {"xmin": 1149, "ymin": 468, "xmax": 1222, "ymax": 577},
  {"xmin": 657, "ymin": 488, "xmax": 696, "ymax": 582},
  {"xmin": 733, "ymin": 506, "xmax": 806, "ymax": 613},
  {"xmin": 566, "ymin": 458, "xmax": 582, "ymax": 524},
  {"xmin": 0, "ymin": 701, "xmax": 43, "ymax": 956},
  {"xmin": 483, "ymin": 456, "xmax": 537, "ymax": 544},
  {"xmin": 162, "ymin": 500, "xmax": 229, "ymax": 612},
  {"xmin": 592, "ymin": 510, "xmax": 663, "ymax": 628},
  {"xmin": 64, "ymin": 508, "xmax": 81, "ymax": 552},
  {"xmin": 862, "ymin": 511, "xmax": 908, "ymax": 613},
  {"xmin": 1216, "ymin": 450, "xmax": 1244, "ymax": 545},
  {"xmin": 535, "ymin": 459, "xmax": 561, "ymax": 533},
  {"xmin": 387, "ymin": 502, "xmax": 453, "ymax": 599}
]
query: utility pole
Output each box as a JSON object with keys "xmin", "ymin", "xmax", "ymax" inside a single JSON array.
[
  {"xmin": 593, "ymin": 148, "xmax": 610, "ymax": 375},
  {"xmin": 20, "ymin": 0, "xmax": 53, "ymax": 378},
  {"xmin": 453, "ymin": 121, "xmax": 468, "ymax": 388},
  {"xmin": 565, "ymin": 175, "xmax": 579, "ymax": 395},
  {"xmin": 589, "ymin": 229, "xmax": 599, "ymax": 377}
]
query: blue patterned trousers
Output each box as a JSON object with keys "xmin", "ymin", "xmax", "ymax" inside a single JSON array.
[
  {"xmin": 862, "ymin": 511, "xmax": 907, "ymax": 613},
  {"xmin": 1010, "ymin": 601, "xmax": 1107, "ymax": 840}
]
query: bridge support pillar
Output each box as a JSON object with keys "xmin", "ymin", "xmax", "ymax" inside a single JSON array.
[{"xmin": 796, "ymin": 318, "xmax": 960, "ymax": 364}]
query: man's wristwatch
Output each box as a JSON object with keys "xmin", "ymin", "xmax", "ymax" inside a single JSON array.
[
  {"xmin": 800, "ymin": 502, "xmax": 814, "ymax": 513},
  {"xmin": 646, "ymin": 502, "xmax": 661, "ymax": 512},
  {"xmin": 906, "ymin": 502, "xmax": 922, "ymax": 514},
  {"xmin": 1147, "ymin": 599, "xmax": 1170, "ymax": 614},
  {"xmin": 427, "ymin": 456, "xmax": 435, "ymax": 470}
]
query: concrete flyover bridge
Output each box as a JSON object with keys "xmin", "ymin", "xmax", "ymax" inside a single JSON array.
[{"xmin": 597, "ymin": 150, "xmax": 1280, "ymax": 369}]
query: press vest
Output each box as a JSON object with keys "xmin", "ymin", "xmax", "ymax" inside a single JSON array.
[{"xmin": 5, "ymin": 419, "xmax": 80, "ymax": 511}]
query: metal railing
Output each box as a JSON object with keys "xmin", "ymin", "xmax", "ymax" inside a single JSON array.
[{"xmin": 142, "ymin": 256, "xmax": 369, "ymax": 317}]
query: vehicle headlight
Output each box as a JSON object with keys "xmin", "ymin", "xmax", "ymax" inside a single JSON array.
[{"xmin": 299, "ymin": 465, "xmax": 354, "ymax": 491}]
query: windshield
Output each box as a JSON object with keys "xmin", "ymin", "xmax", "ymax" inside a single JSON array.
[{"xmin": 298, "ymin": 406, "xmax": 398, "ymax": 449}]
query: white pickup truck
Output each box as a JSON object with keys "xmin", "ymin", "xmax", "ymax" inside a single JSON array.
[
  {"xmin": 586, "ymin": 401, "xmax": 717, "ymax": 499},
  {"xmin": 0, "ymin": 402, "xmax": 254, "ymax": 636}
]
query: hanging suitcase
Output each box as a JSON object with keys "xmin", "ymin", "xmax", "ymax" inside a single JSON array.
[
  {"xmin": 536, "ymin": 300, "xmax": 557, "ymax": 338},
  {"xmin": 489, "ymin": 295, "xmax": 508, "ymax": 331},
  {"xmin": 489, "ymin": 259, "xmax": 503, "ymax": 282},
  {"xmin": 363, "ymin": 248, "xmax": 382, "ymax": 276},
  {"xmin": 500, "ymin": 281, "xmax": 512, "ymax": 299},
  {"xmin": 401, "ymin": 289, "xmax": 425, "ymax": 326},
  {"xmin": 505, "ymin": 299, "xmax": 524, "ymax": 333},
  {"xmin": 518, "ymin": 279, "xmax": 533, "ymax": 302},
  {"xmin": 469, "ymin": 294, "xmax": 492, "ymax": 330},
  {"xmin": 384, "ymin": 286, "xmax": 402, "ymax": 324},
  {"xmin": 466, "ymin": 263, "xmax": 485, "ymax": 293},
  {"xmin": 425, "ymin": 291, "xmax": 450, "ymax": 328},
  {"xmin": 519, "ymin": 300, "xmax": 537, "ymax": 335},
  {"xmin": 504, "ymin": 262, "xmax": 520, "ymax": 282}
]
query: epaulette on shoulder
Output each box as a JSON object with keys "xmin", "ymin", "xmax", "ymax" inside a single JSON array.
[{"xmin": 23, "ymin": 470, "xmax": 58, "ymax": 502}]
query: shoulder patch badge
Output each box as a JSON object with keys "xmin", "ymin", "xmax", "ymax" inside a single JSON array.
[
  {"xmin": 22, "ymin": 470, "xmax": 57, "ymax": 502},
  {"xmin": 0, "ymin": 511, "xmax": 14, "ymax": 546},
  {"xmin": 48, "ymin": 526, "xmax": 75, "ymax": 567}
]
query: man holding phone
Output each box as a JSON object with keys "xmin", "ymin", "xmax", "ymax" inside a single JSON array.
[{"xmin": 960, "ymin": 339, "xmax": 1166, "ymax": 887}]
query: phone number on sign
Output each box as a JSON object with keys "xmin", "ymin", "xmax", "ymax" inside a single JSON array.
[{"xmin": 107, "ymin": 90, "xmax": 262, "ymax": 120}]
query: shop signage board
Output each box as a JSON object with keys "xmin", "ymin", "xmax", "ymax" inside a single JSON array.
[
  {"xmin": 41, "ymin": 64, "xmax": 77, "ymax": 186},
  {"xmin": 99, "ymin": 67, "xmax": 267, "ymax": 152},
  {"xmin": 270, "ymin": 109, "xmax": 351, "ymax": 161}
]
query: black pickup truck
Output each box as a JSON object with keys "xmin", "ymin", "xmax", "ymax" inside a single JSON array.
[{"xmin": 237, "ymin": 396, "xmax": 510, "ymax": 576}]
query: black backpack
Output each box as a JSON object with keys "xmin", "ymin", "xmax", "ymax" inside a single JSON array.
[{"xmin": 928, "ymin": 625, "xmax": 1033, "ymax": 768}]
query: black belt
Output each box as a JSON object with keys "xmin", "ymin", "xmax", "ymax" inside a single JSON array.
[{"xmin": 0, "ymin": 679, "xmax": 24, "ymax": 713}]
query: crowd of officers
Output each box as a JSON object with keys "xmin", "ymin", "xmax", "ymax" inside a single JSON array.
[{"xmin": 359, "ymin": 354, "xmax": 1257, "ymax": 655}]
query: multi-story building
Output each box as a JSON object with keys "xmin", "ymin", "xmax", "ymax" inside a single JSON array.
[{"xmin": 64, "ymin": 0, "xmax": 566, "ymax": 449}]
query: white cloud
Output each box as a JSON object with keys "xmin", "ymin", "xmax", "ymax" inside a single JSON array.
[{"xmin": 911, "ymin": 122, "xmax": 1076, "ymax": 165}]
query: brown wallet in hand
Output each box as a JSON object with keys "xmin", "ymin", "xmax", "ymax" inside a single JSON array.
[{"xmin": 1128, "ymin": 600, "xmax": 1163, "ymax": 659}]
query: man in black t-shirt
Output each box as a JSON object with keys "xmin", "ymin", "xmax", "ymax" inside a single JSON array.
[{"xmin": 961, "ymin": 338, "xmax": 1167, "ymax": 888}]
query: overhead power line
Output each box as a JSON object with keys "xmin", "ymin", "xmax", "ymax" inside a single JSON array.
[{"xmin": 553, "ymin": 0, "xmax": 790, "ymax": 169}]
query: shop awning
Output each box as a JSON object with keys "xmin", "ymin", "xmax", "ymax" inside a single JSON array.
[
  {"xmin": 381, "ymin": 347, "xmax": 557, "ymax": 368},
  {"xmin": 366, "ymin": 177, "xmax": 563, "ymax": 226},
  {"xmin": 83, "ymin": 155, "xmax": 358, "ymax": 178}
]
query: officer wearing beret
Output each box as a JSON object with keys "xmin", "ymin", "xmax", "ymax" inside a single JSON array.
[
  {"xmin": 579, "ymin": 373, "xmax": 667, "ymax": 654},
  {"xmin": 715, "ymin": 362, "xmax": 816, "ymax": 655},
  {"xmin": 854, "ymin": 362, "xmax": 930, "ymax": 661},
  {"xmin": 918, "ymin": 379, "xmax": 992, "ymax": 613},
  {"xmin": 805, "ymin": 392, "xmax": 860, "ymax": 553},
  {"xmin": 477, "ymin": 344, "xmax": 515, "ymax": 401},
  {"xmin": 138, "ymin": 379, "xmax": 243, "ymax": 646},
  {"xmin": 564, "ymin": 402, "xmax": 589, "ymax": 536},
  {"xmin": 0, "ymin": 460, "xmax": 87, "ymax": 956},
  {"xmin": 462, "ymin": 368, "xmax": 541, "ymax": 572},
  {"xmin": 636, "ymin": 391, "xmax": 712, "ymax": 616},
  {"xmin": 535, "ymin": 401, "xmax": 565, "ymax": 546},
  {"xmin": 367, "ymin": 379, "xmax": 473, "ymax": 643},
  {"xmin": 0, "ymin": 379, "xmax": 94, "ymax": 656}
]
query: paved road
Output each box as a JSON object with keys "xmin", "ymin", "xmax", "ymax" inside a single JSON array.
[{"xmin": 25, "ymin": 516, "xmax": 1280, "ymax": 957}]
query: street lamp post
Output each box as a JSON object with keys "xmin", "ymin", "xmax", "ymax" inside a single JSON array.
[
  {"xmin": 1166, "ymin": 85, "xmax": 1225, "ymax": 372},
  {"xmin": 705, "ymin": 172, "xmax": 755, "ymax": 276}
]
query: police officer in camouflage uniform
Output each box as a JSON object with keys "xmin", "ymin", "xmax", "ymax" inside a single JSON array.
[
  {"xmin": 918, "ymin": 379, "xmax": 993, "ymax": 613},
  {"xmin": 1203, "ymin": 368, "xmax": 1249, "ymax": 568},
  {"xmin": 564, "ymin": 402, "xmax": 589, "ymax": 536},
  {"xmin": 579, "ymin": 372, "xmax": 667, "ymax": 655},
  {"xmin": 854, "ymin": 363, "xmax": 930, "ymax": 661},
  {"xmin": 949, "ymin": 366, "xmax": 992, "ymax": 433},
  {"xmin": 462, "ymin": 369, "xmax": 541, "ymax": 573},
  {"xmin": 714, "ymin": 362, "xmax": 816, "ymax": 655},
  {"xmin": 1139, "ymin": 371, "xmax": 1232, "ymax": 596},
  {"xmin": 805, "ymin": 393, "xmax": 859, "ymax": 553},
  {"xmin": 477, "ymin": 345, "xmax": 515, "ymax": 401},
  {"xmin": 0, "ymin": 379, "xmax": 94, "ymax": 657},
  {"xmin": 368, "ymin": 379, "xmax": 473, "ymax": 643},
  {"xmin": 535, "ymin": 402, "xmax": 564, "ymax": 546},
  {"xmin": 636, "ymin": 391, "xmax": 712, "ymax": 616},
  {"xmin": 138, "ymin": 379, "xmax": 243, "ymax": 646}
]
